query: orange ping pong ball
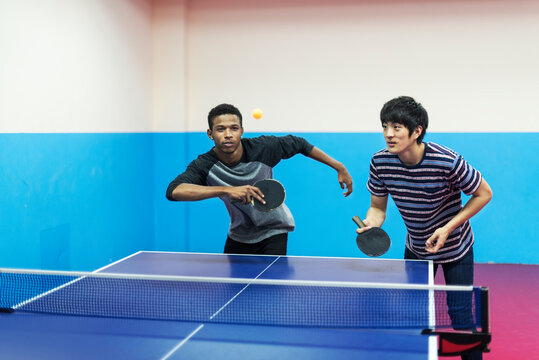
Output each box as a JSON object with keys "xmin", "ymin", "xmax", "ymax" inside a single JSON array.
[{"xmin": 252, "ymin": 108, "xmax": 263, "ymax": 119}]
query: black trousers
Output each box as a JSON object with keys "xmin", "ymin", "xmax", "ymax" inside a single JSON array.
[
  {"xmin": 405, "ymin": 247, "xmax": 482, "ymax": 360},
  {"xmin": 224, "ymin": 233, "xmax": 288, "ymax": 255}
]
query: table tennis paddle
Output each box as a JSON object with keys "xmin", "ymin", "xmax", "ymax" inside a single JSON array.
[
  {"xmin": 232, "ymin": 179, "xmax": 286, "ymax": 212},
  {"xmin": 352, "ymin": 215, "xmax": 391, "ymax": 257},
  {"xmin": 252, "ymin": 179, "xmax": 285, "ymax": 211}
]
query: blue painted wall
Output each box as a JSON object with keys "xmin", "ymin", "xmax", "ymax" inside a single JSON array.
[
  {"xmin": 157, "ymin": 132, "xmax": 538, "ymax": 265},
  {"xmin": 1, "ymin": 132, "xmax": 537, "ymax": 270},
  {"xmin": 1, "ymin": 134, "xmax": 155, "ymax": 270}
]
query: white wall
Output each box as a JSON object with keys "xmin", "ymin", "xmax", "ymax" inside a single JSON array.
[
  {"xmin": 184, "ymin": 0, "xmax": 539, "ymax": 133},
  {"xmin": 0, "ymin": 0, "xmax": 153, "ymax": 133},
  {"xmin": 152, "ymin": 0, "xmax": 188, "ymax": 133},
  {"xmin": 2, "ymin": 0, "xmax": 537, "ymax": 134}
]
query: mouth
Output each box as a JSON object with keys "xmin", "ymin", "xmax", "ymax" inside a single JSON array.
[{"xmin": 386, "ymin": 141, "xmax": 396, "ymax": 147}]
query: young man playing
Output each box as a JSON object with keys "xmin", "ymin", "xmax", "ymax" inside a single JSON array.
[
  {"xmin": 167, "ymin": 103, "xmax": 353, "ymax": 255},
  {"xmin": 357, "ymin": 96, "xmax": 492, "ymax": 360}
]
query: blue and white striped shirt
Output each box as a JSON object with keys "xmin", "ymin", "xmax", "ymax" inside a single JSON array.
[{"xmin": 367, "ymin": 142, "xmax": 482, "ymax": 263}]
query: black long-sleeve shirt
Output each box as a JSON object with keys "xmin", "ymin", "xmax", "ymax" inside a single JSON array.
[{"xmin": 166, "ymin": 135, "xmax": 314, "ymax": 244}]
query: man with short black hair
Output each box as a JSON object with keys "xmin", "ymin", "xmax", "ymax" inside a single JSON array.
[
  {"xmin": 357, "ymin": 96, "xmax": 492, "ymax": 360},
  {"xmin": 167, "ymin": 103, "xmax": 353, "ymax": 255}
]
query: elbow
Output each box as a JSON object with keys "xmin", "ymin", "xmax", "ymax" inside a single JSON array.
[
  {"xmin": 483, "ymin": 180, "xmax": 493, "ymax": 203},
  {"xmin": 486, "ymin": 188, "xmax": 493, "ymax": 203},
  {"xmin": 165, "ymin": 191, "xmax": 175, "ymax": 201},
  {"xmin": 166, "ymin": 184, "xmax": 181, "ymax": 201},
  {"xmin": 475, "ymin": 179, "xmax": 493, "ymax": 205}
]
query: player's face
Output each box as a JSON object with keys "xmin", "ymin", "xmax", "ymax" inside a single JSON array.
[
  {"xmin": 208, "ymin": 114, "xmax": 244, "ymax": 154},
  {"xmin": 382, "ymin": 122, "xmax": 420, "ymax": 154}
]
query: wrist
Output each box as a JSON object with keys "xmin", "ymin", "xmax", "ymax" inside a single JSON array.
[
  {"xmin": 221, "ymin": 186, "xmax": 234, "ymax": 197},
  {"xmin": 333, "ymin": 162, "xmax": 345, "ymax": 172},
  {"xmin": 439, "ymin": 224, "xmax": 453, "ymax": 236}
]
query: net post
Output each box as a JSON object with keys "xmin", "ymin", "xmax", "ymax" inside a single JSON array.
[
  {"xmin": 480, "ymin": 286, "xmax": 491, "ymax": 353},
  {"xmin": 480, "ymin": 287, "xmax": 489, "ymax": 334}
]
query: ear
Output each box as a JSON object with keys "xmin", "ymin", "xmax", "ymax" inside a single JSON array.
[
  {"xmin": 413, "ymin": 125, "xmax": 423, "ymax": 140},
  {"xmin": 207, "ymin": 129, "xmax": 213, "ymax": 140}
]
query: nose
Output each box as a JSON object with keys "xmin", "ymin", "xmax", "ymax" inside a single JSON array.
[
  {"xmin": 224, "ymin": 128, "xmax": 232, "ymax": 138},
  {"xmin": 384, "ymin": 128, "xmax": 394, "ymax": 138}
]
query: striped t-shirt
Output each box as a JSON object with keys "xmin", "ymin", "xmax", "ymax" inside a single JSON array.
[{"xmin": 367, "ymin": 142, "xmax": 482, "ymax": 263}]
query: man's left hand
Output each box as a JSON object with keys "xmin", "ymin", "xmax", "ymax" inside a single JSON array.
[
  {"xmin": 425, "ymin": 228, "xmax": 449, "ymax": 253},
  {"xmin": 338, "ymin": 168, "xmax": 353, "ymax": 197}
]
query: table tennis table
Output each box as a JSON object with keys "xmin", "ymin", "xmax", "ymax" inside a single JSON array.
[{"xmin": 0, "ymin": 251, "xmax": 474, "ymax": 359}]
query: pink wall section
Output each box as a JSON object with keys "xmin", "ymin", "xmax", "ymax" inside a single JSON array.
[{"xmin": 435, "ymin": 263, "xmax": 539, "ymax": 359}]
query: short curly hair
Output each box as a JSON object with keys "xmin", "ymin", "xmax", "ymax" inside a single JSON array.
[{"xmin": 207, "ymin": 103, "xmax": 243, "ymax": 130}]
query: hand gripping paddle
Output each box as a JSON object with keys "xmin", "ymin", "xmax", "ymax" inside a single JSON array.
[
  {"xmin": 252, "ymin": 179, "xmax": 285, "ymax": 211},
  {"xmin": 232, "ymin": 179, "xmax": 286, "ymax": 212},
  {"xmin": 352, "ymin": 215, "xmax": 391, "ymax": 257}
]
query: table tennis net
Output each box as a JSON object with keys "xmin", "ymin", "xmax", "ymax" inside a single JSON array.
[{"xmin": 0, "ymin": 268, "xmax": 487, "ymax": 330}]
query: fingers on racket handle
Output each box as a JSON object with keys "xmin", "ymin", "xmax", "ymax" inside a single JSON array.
[
  {"xmin": 352, "ymin": 215, "xmax": 367, "ymax": 228},
  {"xmin": 231, "ymin": 198, "xmax": 254, "ymax": 206}
]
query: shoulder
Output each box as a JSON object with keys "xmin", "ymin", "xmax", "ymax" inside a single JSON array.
[
  {"xmin": 425, "ymin": 142, "xmax": 460, "ymax": 159},
  {"xmin": 371, "ymin": 148, "xmax": 398, "ymax": 165},
  {"xmin": 372, "ymin": 148, "xmax": 391, "ymax": 157},
  {"xmin": 243, "ymin": 135, "xmax": 312, "ymax": 157},
  {"xmin": 242, "ymin": 134, "xmax": 307, "ymax": 146},
  {"xmin": 422, "ymin": 142, "xmax": 461, "ymax": 168},
  {"xmin": 242, "ymin": 135, "xmax": 276, "ymax": 147},
  {"xmin": 240, "ymin": 136, "xmax": 276, "ymax": 159},
  {"xmin": 188, "ymin": 149, "xmax": 219, "ymax": 171}
]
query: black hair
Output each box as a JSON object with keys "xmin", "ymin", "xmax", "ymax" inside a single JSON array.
[
  {"xmin": 207, "ymin": 103, "xmax": 243, "ymax": 130},
  {"xmin": 380, "ymin": 96, "xmax": 428, "ymax": 144}
]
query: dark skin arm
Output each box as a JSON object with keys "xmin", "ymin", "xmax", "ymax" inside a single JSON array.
[
  {"xmin": 170, "ymin": 183, "xmax": 265, "ymax": 205},
  {"xmin": 307, "ymin": 146, "xmax": 353, "ymax": 197},
  {"xmin": 170, "ymin": 146, "xmax": 353, "ymax": 205}
]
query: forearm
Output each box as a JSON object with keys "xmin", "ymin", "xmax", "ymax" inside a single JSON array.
[
  {"xmin": 365, "ymin": 205, "xmax": 387, "ymax": 227},
  {"xmin": 307, "ymin": 146, "xmax": 353, "ymax": 196},
  {"xmin": 170, "ymin": 183, "xmax": 230, "ymax": 201},
  {"xmin": 441, "ymin": 179, "xmax": 493, "ymax": 233},
  {"xmin": 307, "ymin": 146, "xmax": 346, "ymax": 171},
  {"xmin": 363, "ymin": 194, "xmax": 388, "ymax": 227}
]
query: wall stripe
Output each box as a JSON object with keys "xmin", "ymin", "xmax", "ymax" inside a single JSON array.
[{"xmin": 3, "ymin": 131, "xmax": 534, "ymax": 270}]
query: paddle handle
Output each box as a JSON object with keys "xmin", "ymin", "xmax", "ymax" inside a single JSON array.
[{"xmin": 352, "ymin": 215, "xmax": 367, "ymax": 229}]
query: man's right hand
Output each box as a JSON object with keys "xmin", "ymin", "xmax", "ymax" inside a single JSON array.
[
  {"xmin": 355, "ymin": 218, "xmax": 373, "ymax": 234},
  {"xmin": 228, "ymin": 185, "xmax": 266, "ymax": 205}
]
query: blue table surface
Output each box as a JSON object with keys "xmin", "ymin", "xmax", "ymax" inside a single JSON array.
[{"xmin": 0, "ymin": 252, "xmax": 437, "ymax": 360}]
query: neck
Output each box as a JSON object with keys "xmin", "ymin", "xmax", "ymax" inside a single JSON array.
[
  {"xmin": 215, "ymin": 142, "xmax": 243, "ymax": 166},
  {"xmin": 398, "ymin": 142, "xmax": 425, "ymax": 166}
]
